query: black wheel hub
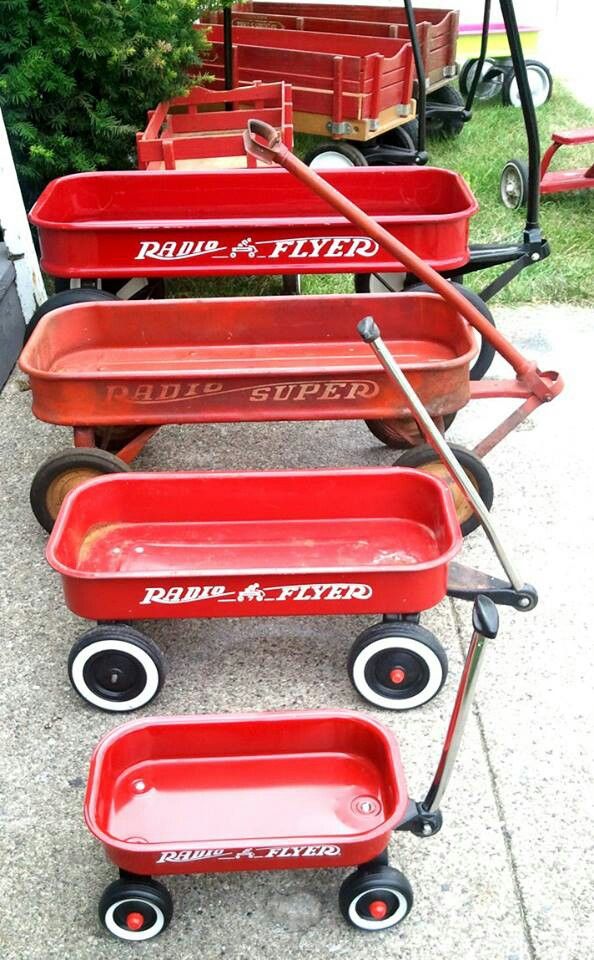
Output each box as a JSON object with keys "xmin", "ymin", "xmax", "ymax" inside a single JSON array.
[
  {"xmin": 364, "ymin": 649, "xmax": 429, "ymax": 700},
  {"xmin": 113, "ymin": 900, "xmax": 157, "ymax": 933},
  {"xmin": 84, "ymin": 651, "xmax": 147, "ymax": 703}
]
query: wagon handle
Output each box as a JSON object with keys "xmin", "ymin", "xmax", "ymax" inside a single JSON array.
[
  {"xmin": 358, "ymin": 316, "xmax": 525, "ymax": 595},
  {"xmin": 244, "ymin": 121, "xmax": 560, "ymax": 404}
]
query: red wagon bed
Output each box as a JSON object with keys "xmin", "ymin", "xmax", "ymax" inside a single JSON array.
[
  {"xmin": 29, "ymin": 166, "xmax": 478, "ymax": 279},
  {"xmin": 85, "ymin": 710, "xmax": 408, "ymax": 876}
]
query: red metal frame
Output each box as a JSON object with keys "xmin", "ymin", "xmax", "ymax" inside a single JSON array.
[
  {"xmin": 136, "ymin": 82, "xmax": 293, "ymax": 171},
  {"xmin": 540, "ymin": 128, "xmax": 594, "ymax": 196},
  {"xmin": 47, "ymin": 467, "xmax": 462, "ymax": 621},
  {"xmin": 85, "ymin": 710, "xmax": 409, "ymax": 876},
  {"xmin": 204, "ymin": 3, "xmax": 459, "ymax": 91},
  {"xmin": 29, "ymin": 165, "xmax": 478, "ymax": 279},
  {"xmin": 198, "ymin": 23, "xmax": 415, "ymax": 138}
]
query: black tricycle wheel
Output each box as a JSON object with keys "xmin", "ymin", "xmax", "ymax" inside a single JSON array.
[
  {"xmin": 99, "ymin": 878, "xmax": 173, "ymax": 941},
  {"xmin": 24, "ymin": 288, "xmax": 118, "ymax": 344},
  {"xmin": 68, "ymin": 624, "xmax": 165, "ymax": 712},
  {"xmin": 395, "ymin": 443, "xmax": 494, "ymax": 537},
  {"xmin": 500, "ymin": 159, "xmax": 530, "ymax": 210},
  {"xmin": 348, "ymin": 621, "xmax": 448, "ymax": 710},
  {"xmin": 339, "ymin": 865, "xmax": 413, "ymax": 931},
  {"xmin": 30, "ymin": 447, "xmax": 130, "ymax": 533}
]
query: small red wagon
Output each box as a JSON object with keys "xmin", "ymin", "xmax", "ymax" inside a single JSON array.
[
  {"xmin": 84, "ymin": 596, "xmax": 500, "ymax": 940},
  {"xmin": 46, "ymin": 466, "xmax": 462, "ymax": 712},
  {"xmin": 136, "ymin": 82, "xmax": 293, "ymax": 171}
]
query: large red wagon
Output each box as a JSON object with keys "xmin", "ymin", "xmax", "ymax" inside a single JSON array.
[
  {"xmin": 84, "ymin": 597, "xmax": 501, "ymax": 940},
  {"xmin": 29, "ymin": 165, "xmax": 477, "ymax": 282},
  {"xmin": 47, "ymin": 466, "xmax": 462, "ymax": 712},
  {"xmin": 200, "ymin": 23, "xmax": 416, "ymax": 143}
]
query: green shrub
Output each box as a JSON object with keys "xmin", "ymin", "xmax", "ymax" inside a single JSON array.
[{"xmin": 0, "ymin": 0, "xmax": 234, "ymax": 203}]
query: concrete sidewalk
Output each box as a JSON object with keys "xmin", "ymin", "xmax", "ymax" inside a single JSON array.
[{"xmin": 0, "ymin": 304, "xmax": 591, "ymax": 959}]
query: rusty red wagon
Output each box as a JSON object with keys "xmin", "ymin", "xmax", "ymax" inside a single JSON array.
[
  {"xmin": 47, "ymin": 465, "xmax": 463, "ymax": 712},
  {"xmin": 136, "ymin": 82, "xmax": 293, "ymax": 171},
  {"xmin": 21, "ymin": 287, "xmax": 557, "ymax": 540},
  {"xmin": 84, "ymin": 597, "xmax": 500, "ymax": 940}
]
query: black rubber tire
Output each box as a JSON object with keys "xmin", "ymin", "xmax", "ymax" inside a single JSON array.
[
  {"xmin": 304, "ymin": 142, "xmax": 368, "ymax": 168},
  {"xmin": 68, "ymin": 624, "xmax": 165, "ymax": 712},
  {"xmin": 500, "ymin": 158, "xmax": 530, "ymax": 210},
  {"xmin": 502, "ymin": 60, "xmax": 553, "ymax": 109},
  {"xmin": 94, "ymin": 425, "xmax": 148, "ymax": 454},
  {"xmin": 406, "ymin": 282, "xmax": 497, "ymax": 380},
  {"xmin": 24, "ymin": 288, "xmax": 117, "ymax": 344},
  {"xmin": 376, "ymin": 118, "xmax": 418, "ymax": 150},
  {"xmin": 426, "ymin": 84, "xmax": 465, "ymax": 139},
  {"xmin": 30, "ymin": 447, "xmax": 130, "ymax": 533},
  {"xmin": 348, "ymin": 621, "xmax": 448, "ymax": 710},
  {"xmin": 395, "ymin": 443, "xmax": 494, "ymax": 537},
  {"xmin": 54, "ymin": 277, "xmax": 166, "ymax": 300},
  {"xmin": 99, "ymin": 878, "xmax": 173, "ymax": 941},
  {"xmin": 364, "ymin": 412, "xmax": 456, "ymax": 450},
  {"xmin": 459, "ymin": 57, "xmax": 504, "ymax": 101},
  {"xmin": 339, "ymin": 865, "xmax": 413, "ymax": 931}
]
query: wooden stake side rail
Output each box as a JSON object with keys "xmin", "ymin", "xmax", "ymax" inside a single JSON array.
[{"xmin": 136, "ymin": 83, "xmax": 293, "ymax": 171}]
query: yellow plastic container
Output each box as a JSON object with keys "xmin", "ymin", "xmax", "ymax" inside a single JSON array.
[{"xmin": 457, "ymin": 24, "xmax": 539, "ymax": 60}]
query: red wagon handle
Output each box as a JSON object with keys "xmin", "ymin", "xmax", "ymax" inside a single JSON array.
[{"xmin": 244, "ymin": 120, "xmax": 562, "ymax": 404}]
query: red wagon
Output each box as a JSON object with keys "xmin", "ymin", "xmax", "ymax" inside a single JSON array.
[
  {"xmin": 21, "ymin": 288, "xmax": 557, "ymax": 539},
  {"xmin": 46, "ymin": 465, "xmax": 462, "ymax": 712},
  {"xmin": 28, "ymin": 165, "xmax": 477, "ymax": 287},
  {"xmin": 84, "ymin": 597, "xmax": 500, "ymax": 940},
  {"xmin": 200, "ymin": 22, "xmax": 416, "ymax": 144},
  {"xmin": 136, "ymin": 82, "xmax": 293, "ymax": 171}
]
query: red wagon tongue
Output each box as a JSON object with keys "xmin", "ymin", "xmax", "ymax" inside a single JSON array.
[
  {"xmin": 369, "ymin": 900, "xmax": 388, "ymax": 920},
  {"xmin": 125, "ymin": 911, "xmax": 145, "ymax": 931}
]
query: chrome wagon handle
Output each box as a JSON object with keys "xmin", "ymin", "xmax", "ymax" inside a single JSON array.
[{"xmin": 358, "ymin": 316, "xmax": 528, "ymax": 597}]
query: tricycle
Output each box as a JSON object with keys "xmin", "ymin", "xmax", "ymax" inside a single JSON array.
[
  {"xmin": 84, "ymin": 596, "xmax": 500, "ymax": 940},
  {"xmin": 501, "ymin": 127, "xmax": 594, "ymax": 209}
]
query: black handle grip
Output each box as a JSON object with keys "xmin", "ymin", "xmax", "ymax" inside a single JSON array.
[
  {"xmin": 358, "ymin": 316, "xmax": 380, "ymax": 343},
  {"xmin": 472, "ymin": 595, "xmax": 499, "ymax": 639}
]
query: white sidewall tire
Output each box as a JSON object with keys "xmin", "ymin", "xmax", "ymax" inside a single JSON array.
[
  {"xmin": 104, "ymin": 898, "xmax": 165, "ymax": 941},
  {"xmin": 70, "ymin": 639, "xmax": 160, "ymax": 712},
  {"xmin": 351, "ymin": 636, "xmax": 444, "ymax": 710},
  {"xmin": 509, "ymin": 65, "xmax": 550, "ymax": 108},
  {"xmin": 309, "ymin": 151, "xmax": 357, "ymax": 170},
  {"xmin": 348, "ymin": 887, "xmax": 409, "ymax": 930}
]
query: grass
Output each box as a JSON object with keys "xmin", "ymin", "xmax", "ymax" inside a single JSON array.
[{"xmin": 171, "ymin": 82, "xmax": 594, "ymax": 305}]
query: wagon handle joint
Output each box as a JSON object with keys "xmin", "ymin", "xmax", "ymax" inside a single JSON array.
[{"xmin": 244, "ymin": 119, "xmax": 290, "ymax": 167}]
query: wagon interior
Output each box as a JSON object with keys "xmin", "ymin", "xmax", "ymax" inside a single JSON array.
[
  {"xmin": 49, "ymin": 469, "xmax": 460, "ymax": 579},
  {"xmin": 23, "ymin": 293, "xmax": 475, "ymax": 378},
  {"xmin": 87, "ymin": 714, "xmax": 404, "ymax": 847},
  {"xmin": 31, "ymin": 167, "xmax": 474, "ymax": 225}
]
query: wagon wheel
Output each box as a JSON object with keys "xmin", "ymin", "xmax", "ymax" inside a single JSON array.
[
  {"xmin": 395, "ymin": 443, "xmax": 494, "ymax": 537},
  {"xmin": 502, "ymin": 60, "xmax": 553, "ymax": 109},
  {"xmin": 339, "ymin": 865, "xmax": 413, "ymax": 931},
  {"xmin": 54, "ymin": 276, "xmax": 166, "ymax": 301},
  {"xmin": 364, "ymin": 413, "xmax": 457, "ymax": 450},
  {"xmin": 500, "ymin": 159, "xmax": 529, "ymax": 210},
  {"xmin": 348, "ymin": 621, "xmax": 448, "ymax": 710},
  {"xmin": 29, "ymin": 447, "xmax": 130, "ymax": 533},
  {"xmin": 458, "ymin": 58, "xmax": 504, "ymax": 101},
  {"xmin": 68, "ymin": 625, "xmax": 165, "ymax": 712},
  {"xmin": 94, "ymin": 425, "xmax": 149, "ymax": 454},
  {"xmin": 304, "ymin": 142, "xmax": 368, "ymax": 169},
  {"xmin": 426, "ymin": 85, "xmax": 465, "ymax": 139},
  {"xmin": 99, "ymin": 878, "xmax": 173, "ymax": 941},
  {"xmin": 24, "ymin": 288, "xmax": 118, "ymax": 344}
]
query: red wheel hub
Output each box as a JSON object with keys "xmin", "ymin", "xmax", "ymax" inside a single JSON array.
[
  {"xmin": 390, "ymin": 667, "xmax": 406, "ymax": 685},
  {"xmin": 125, "ymin": 911, "xmax": 145, "ymax": 931},
  {"xmin": 369, "ymin": 900, "xmax": 388, "ymax": 920}
]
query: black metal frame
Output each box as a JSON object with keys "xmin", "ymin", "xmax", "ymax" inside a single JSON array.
[{"xmin": 399, "ymin": 0, "xmax": 548, "ymax": 301}]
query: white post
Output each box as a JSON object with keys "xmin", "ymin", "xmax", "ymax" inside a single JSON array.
[{"xmin": 0, "ymin": 107, "xmax": 47, "ymax": 321}]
